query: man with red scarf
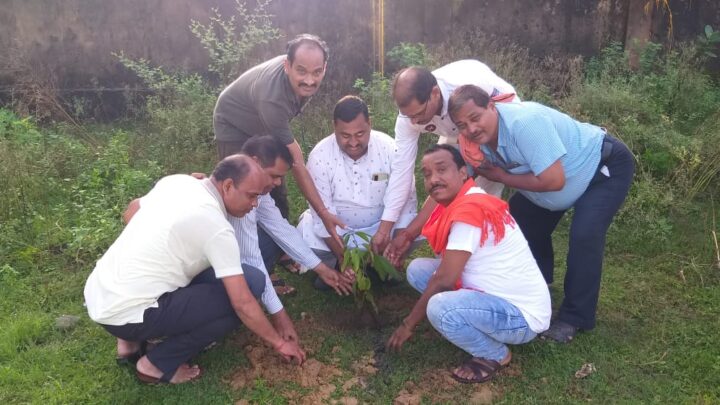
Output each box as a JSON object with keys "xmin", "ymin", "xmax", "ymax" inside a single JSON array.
[{"xmin": 386, "ymin": 145, "xmax": 550, "ymax": 384}]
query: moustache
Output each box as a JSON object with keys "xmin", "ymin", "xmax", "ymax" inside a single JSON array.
[{"xmin": 430, "ymin": 183, "xmax": 445, "ymax": 193}]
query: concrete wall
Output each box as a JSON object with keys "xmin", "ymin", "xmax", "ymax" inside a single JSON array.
[{"xmin": 0, "ymin": 0, "xmax": 717, "ymax": 114}]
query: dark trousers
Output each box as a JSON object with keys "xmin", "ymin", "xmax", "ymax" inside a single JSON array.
[
  {"xmin": 217, "ymin": 139, "xmax": 290, "ymax": 219},
  {"xmin": 509, "ymin": 135, "xmax": 635, "ymax": 330},
  {"xmin": 101, "ymin": 265, "xmax": 266, "ymax": 380}
]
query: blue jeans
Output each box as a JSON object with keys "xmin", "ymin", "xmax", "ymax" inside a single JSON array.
[{"xmin": 407, "ymin": 258, "xmax": 537, "ymax": 362}]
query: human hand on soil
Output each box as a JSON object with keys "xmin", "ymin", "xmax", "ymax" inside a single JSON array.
[
  {"xmin": 275, "ymin": 339, "xmax": 306, "ymax": 365},
  {"xmin": 386, "ymin": 322, "xmax": 413, "ymax": 352},
  {"xmin": 315, "ymin": 264, "xmax": 353, "ymax": 296},
  {"xmin": 384, "ymin": 231, "xmax": 412, "ymax": 268},
  {"xmin": 190, "ymin": 172, "xmax": 207, "ymax": 179},
  {"xmin": 276, "ymin": 321, "xmax": 299, "ymax": 343}
]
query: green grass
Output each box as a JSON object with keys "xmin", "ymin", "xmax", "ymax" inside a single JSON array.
[
  {"xmin": 1, "ymin": 188, "xmax": 718, "ymax": 404},
  {"xmin": 2, "ymin": 38, "xmax": 720, "ymax": 403}
]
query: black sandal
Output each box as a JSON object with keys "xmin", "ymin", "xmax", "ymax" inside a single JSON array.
[{"xmin": 451, "ymin": 357, "xmax": 504, "ymax": 384}]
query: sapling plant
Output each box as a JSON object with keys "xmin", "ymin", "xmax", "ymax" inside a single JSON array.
[{"xmin": 341, "ymin": 230, "xmax": 401, "ymax": 315}]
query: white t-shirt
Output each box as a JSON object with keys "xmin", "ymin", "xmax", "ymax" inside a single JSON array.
[
  {"xmin": 446, "ymin": 188, "xmax": 551, "ymax": 333},
  {"xmin": 84, "ymin": 175, "xmax": 243, "ymax": 326},
  {"xmin": 382, "ymin": 59, "xmax": 519, "ymax": 223}
]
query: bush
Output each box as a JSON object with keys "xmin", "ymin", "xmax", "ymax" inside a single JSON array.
[
  {"xmin": 114, "ymin": 0, "xmax": 282, "ymax": 172},
  {"xmin": 386, "ymin": 42, "xmax": 429, "ymax": 72},
  {"xmin": 353, "ymin": 73, "xmax": 397, "ymax": 135},
  {"xmin": 0, "ymin": 111, "xmax": 161, "ymax": 273}
]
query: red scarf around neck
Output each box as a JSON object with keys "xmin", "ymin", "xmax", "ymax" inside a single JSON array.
[
  {"xmin": 422, "ymin": 178, "xmax": 515, "ymax": 254},
  {"xmin": 421, "ymin": 178, "xmax": 515, "ymax": 288}
]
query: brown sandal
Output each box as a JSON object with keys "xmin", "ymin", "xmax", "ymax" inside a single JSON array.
[
  {"xmin": 136, "ymin": 366, "xmax": 203, "ymax": 385},
  {"xmin": 451, "ymin": 357, "xmax": 504, "ymax": 384},
  {"xmin": 273, "ymin": 284, "xmax": 297, "ymax": 296}
]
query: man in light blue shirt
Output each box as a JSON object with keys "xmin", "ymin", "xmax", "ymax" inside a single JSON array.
[{"xmin": 448, "ymin": 84, "xmax": 634, "ymax": 343}]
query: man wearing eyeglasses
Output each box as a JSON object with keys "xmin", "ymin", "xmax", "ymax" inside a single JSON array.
[{"xmin": 375, "ymin": 60, "xmax": 519, "ymax": 265}]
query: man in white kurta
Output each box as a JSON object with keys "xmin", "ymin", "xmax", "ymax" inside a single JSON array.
[
  {"xmin": 373, "ymin": 60, "xmax": 520, "ymax": 258},
  {"xmin": 297, "ymin": 96, "xmax": 418, "ymax": 286}
]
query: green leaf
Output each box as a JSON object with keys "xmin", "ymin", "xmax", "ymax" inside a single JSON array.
[
  {"xmin": 351, "ymin": 249, "xmax": 361, "ymax": 272},
  {"xmin": 372, "ymin": 255, "xmax": 401, "ymax": 281},
  {"xmin": 355, "ymin": 231, "xmax": 371, "ymax": 242},
  {"xmin": 357, "ymin": 273, "xmax": 371, "ymax": 291},
  {"xmin": 342, "ymin": 251, "xmax": 352, "ymax": 271}
]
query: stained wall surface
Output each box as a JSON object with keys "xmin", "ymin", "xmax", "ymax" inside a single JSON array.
[{"xmin": 0, "ymin": 0, "xmax": 716, "ymax": 95}]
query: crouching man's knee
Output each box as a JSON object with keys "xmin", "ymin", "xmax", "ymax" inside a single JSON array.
[{"xmin": 241, "ymin": 264, "xmax": 266, "ymax": 300}]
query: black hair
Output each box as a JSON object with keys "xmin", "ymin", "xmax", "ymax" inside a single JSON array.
[
  {"xmin": 391, "ymin": 66, "xmax": 438, "ymax": 108},
  {"xmin": 333, "ymin": 95, "xmax": 369, "ymax": 123},
  {"xmin": 241, "ymin": 135, "xmax": 294, "ymax": 168},
  {"xmin": 448, "ymin": 84, "xmax": 491, "ymax": 121},
  {"xmin": 422, "ymin": 144, "xmax": 466, "ymax": 170},
  {"xmin": 286, "ymin": 33, "xmax": 329, "ymax": 63},
  {"xmin": 211, "ymin": 154, "xmax": 253, "ymax": 185}
]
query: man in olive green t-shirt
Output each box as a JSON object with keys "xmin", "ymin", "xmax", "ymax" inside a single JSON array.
[{"xmin": 213, "ymin": 33, "xmax": 345, "ymax": 265}]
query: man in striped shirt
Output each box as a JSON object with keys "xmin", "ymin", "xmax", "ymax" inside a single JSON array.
[{"xmin": 230, "ymin": 136, "xmax": 355, "ymax": 309}]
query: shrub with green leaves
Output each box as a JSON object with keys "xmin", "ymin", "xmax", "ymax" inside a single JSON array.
[
  {"xmin": 564, "ymin": 40, "xmax": 720, "ymax": 249},
  {"xmin": 387, "ymin": 42, "xmax": 429, "ymax": 71},
  {"xmin": 114, "ymin": 0, "xmax": 281, "ymax": 172},
  {"xmin": 353, "ymin": 73, "xmax": 396, "ymax": 135}
]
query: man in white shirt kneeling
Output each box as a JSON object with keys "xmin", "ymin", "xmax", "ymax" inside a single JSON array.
[
  {"xmin": 84, "ymin": 155, "xmax": 305, "ymax": 384},
  {"xmin": 386, "ymin": 144, "xmax": 550, "ymax": 384},
  {"xmin": 297, "ymin": 96, "xmax": 421, "ymax": 289}
]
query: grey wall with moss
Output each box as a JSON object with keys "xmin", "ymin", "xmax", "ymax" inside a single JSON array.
[{"xmin": 1, "ymin": 0, "xmax": 717, "ymax": 98}]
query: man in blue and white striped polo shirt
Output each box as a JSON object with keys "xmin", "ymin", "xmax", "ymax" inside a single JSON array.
[{"xmin": 447, "ymin": 84, "xmax": 635, "ymax": 343}]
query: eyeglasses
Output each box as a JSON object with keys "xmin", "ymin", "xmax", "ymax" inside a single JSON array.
[{"xmin": 398, "ymin": 98, "xmax": 430, "ymax": 120}]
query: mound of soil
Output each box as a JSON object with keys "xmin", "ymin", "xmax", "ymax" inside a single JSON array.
[
  {"xmin": 394, "ymin": 369, "xmax": 499, "ymax": 404},
  {"xmin": 318, "ymin": 292, "xmax": 418, "ymax": 331}
]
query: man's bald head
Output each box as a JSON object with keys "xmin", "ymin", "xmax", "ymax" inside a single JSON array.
[
  {"xmin": 212, "ymin": 154, "xmax": 269, "ymax": 217},
  {"xmin": 392, "ymin": 66, "xmax": 438, "ymax": 108},
  {"xmin": 211, "ymin": 154, "xmax": 261, "ymax": 185}
]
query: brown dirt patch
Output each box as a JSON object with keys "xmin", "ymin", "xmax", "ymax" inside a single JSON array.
[
  {"xmin": 314, "ymin": 292, "xmax": 418, "ymax": 331},
  {"xmin": 227, "ymin": 314, "xmax": 375, "ymax": 405},
  {"xmin": 394, "ymin": 368, "xmax": 502, "ymax": 404}
]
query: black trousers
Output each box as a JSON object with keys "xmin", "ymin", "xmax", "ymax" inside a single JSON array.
[
  {"xmin": 509, "ymin": 135, "xmax": 635, "ymax": 330},
  {"xmin": 101, "ymin": 265, "xmax": 266, "ymax": 380},
  {"xmin": 216, "ymin": 139, "xmax": 290, "ymax": 219}
]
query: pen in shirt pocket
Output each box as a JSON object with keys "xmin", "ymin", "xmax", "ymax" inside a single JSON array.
[{"xmin": 371, "ymin": 172, "xmax": 389, "ymax": 181}]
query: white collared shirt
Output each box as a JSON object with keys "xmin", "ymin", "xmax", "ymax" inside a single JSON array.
[
  {"xmin": 381, "ymin": 59, "xmax": 519, "ymax": 223},
  {"xmin": 298, "ymin": 130, "xmax": 417, "ymax": 251}
]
